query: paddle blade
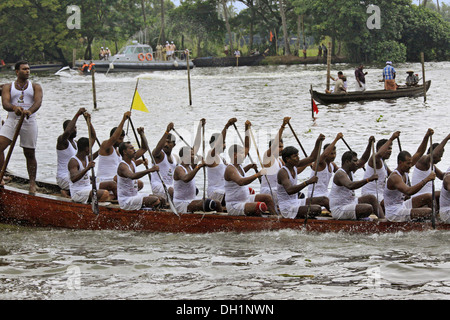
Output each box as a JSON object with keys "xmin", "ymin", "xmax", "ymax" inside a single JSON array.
[{"xmin": 91, "ymin": 188, "xmax": 99, "ymax": 215}]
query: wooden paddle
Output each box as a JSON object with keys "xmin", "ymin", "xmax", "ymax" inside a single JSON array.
[
  {"xmin": 128, "ymin": 116, "xmax": 152, "ymax": 185},
  {"xmin": 248, "ymin": 126, "xmax": 280, "ymax": 216},
  {"xmin": 287, "ymin": 122, "xmax": 308, "ymax": 158},
  {"xmin": 429, "ymin": 135, "xmax": 436, "ymax": 229},
  {"xmin": 397, "ymin": 136, "xmax": 403, "ymax": 152},
  {"xmin": 305, "ymin": 140, "xmax": 322, "ymax": 226},
  {"xmin": 172, "ymin": 128, "xmax": 192, "ymax": 148},
  {"xmin": 0, "ymin": 113, "xmax": 26, "ymax": 185},
  {"xmin": 202, "ymin": 120, "xmax": 206, "ymax": 212},
  {"xmin": 342, "ymin": 137, "xmax": 366, "ymax": 172},
  {"xmin": 232, "ymin": 123, "xmax": 261, "ymax": 181},
  {"xmin": 371, "ymin": 140, "xmax": 379, "ymax": 217},
  {"xmin": 126, "ymin": 79, "xmax": 140, "ymax": 136},
  {"xmin": 86, "ymin": 115, "xmax": 99, "ymax": 215}
]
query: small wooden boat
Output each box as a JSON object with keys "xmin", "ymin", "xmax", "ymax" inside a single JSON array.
[
  {"xmin": 193, "ymin": 49, "xmax": 268, "ymax": 68},
  {"xmin": 1, "ymin": 173, "xmax": 448, "ymax": 234},
  {"xmin": 311, "ymin": 80, "xmax": 431, "ymax": 105}
]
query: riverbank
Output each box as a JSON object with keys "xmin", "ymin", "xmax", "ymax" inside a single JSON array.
[{"xmin": 260, "ymin": 55, "xmax": 349, "ymax": 66}]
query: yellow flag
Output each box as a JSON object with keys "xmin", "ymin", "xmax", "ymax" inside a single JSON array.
[{"xmin": 131, "ymin": 90, "xmax": 149, "ymax": 113}]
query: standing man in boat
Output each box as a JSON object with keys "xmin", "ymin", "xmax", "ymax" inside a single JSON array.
[
  {"xmin": 206, "ymin": 117, "xmax": 237, "ymax": 206},
  {"xmin": 410, "ymin": 132, "xmax": 450, "ymax": 206},
  {"xmin": 151, "ymin": 122, "xmax": 178, "ymax": 200},
  {"xmin": 306, "ymin": 132, "xmax": 344, "ymax": 211},
  {"xmin": 224, "ymin": 120, "xmax": 276, "ymax": 216},
  {"xmin": 0, "ymin": 60, "xmax": 43, "ymax": 192},
  {"xmin": 328, "ymin": 137, "xmax": 386, "ymax": 220},
  {"xmin": 383, "ymin": 61, "xmax": 397, "ymax": 91},
  {"xmin": 174, "ymin": 145, "xmax": 223, "ymax": 214},
  {"xmin": 384, "ymin": 129, "xmax": 436, "ymax": 222},
  {"xmin": 117, "ymin": 140, "xmax": 162, "ymax": 211},
  {"xmin": 355, "ymin": 64, "xmax": 367, "ymax": 91},
  {"xmin": 361, "ymin": 131, "xmax": 401, "ymax": 207},
  {"xmin": 277, "ymin": 135, "xmax": 326, "ymax": 219},
  {"xmin": 56, "ymin": 107, "xmax": 87, "ymax": 198},
  {"xmin": 439, "ymin": 167, "xmax": 450, "ymax": 224}
]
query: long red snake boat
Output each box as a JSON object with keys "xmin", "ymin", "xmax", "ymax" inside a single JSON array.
[{"xmin": 0, "ymin": 173, "xmax": 448, "ymax": 234}]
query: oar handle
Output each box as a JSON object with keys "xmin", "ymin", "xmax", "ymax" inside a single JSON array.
[
  {"xmin": 202, "ymin": 121, "xmax": 206, "ymax": 210},
  {"xmin": 342, "ymin": 137, "xmax": 366, "ymax": 171},
  {"xmin": 134, "ymin": 119, "xmax": 179, "ymax": 217},
  {"xmin": 429, "ymin": 135, "xmax": 436, "ymax": 229},
  {"xmin": 248, "ymin": 126, "xmax": 280, "ymax": 216},
  {"xmin": 232, "ymin": 123, "xmax": 260, "ymax": 180},
  {"xmin": 287, "ymin": 122, "xmax": 308, "ymax": 157},
  {"xmin": 305, "ymin": 140, "xmax": 322, "ymax": 225},
  {"xmin": 173, "ymin": 128, "xmax": 192, "ymax": 148},
  {"xmin": 342, "ymin": 137, "xmax": 353, "ymax": 152},
  {"xmin": 86, "ymin": 115, "xmax": 99, "ymax": 215},
  {"xmin": 128, "ymin": 117, "xmax": 152, "ymax": 184},
  {"xmin": 0, "ymin": 113, "xmax": 26, "ymax": 183},
  {"xmin": 371, "ymin": 140, "xmax": 379, "ymax": 217}
]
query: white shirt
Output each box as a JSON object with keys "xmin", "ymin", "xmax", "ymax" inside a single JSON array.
[
  {"xmin": 329, "ymin": 169, "xmax": 357, "ymax": 211},
  {"xmin": 57, "ymin": 140, "xmax": 77, "ymax": 180},
  {"xmin": 174, "ymin": 165, "xmax": 196, "ymax": 202},
  {"xmin": 225, "ymin": 165, "xmax": 250, "ymax": 203},
  {"xmin": 69, "ymin": 156, "xmax": 91, "ymax": 195},
  {"xmin": 117, "ymin": 160, "xmax": 139, "ymax": 201}
]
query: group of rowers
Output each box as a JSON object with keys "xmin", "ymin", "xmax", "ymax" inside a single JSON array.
[
  {"xmin": 56, "ymin": 110, "xmax": 450, "ymax": 224},
  {"xmin": 1, "ymin": 61, "xmax": 446, "ymax": 224}
]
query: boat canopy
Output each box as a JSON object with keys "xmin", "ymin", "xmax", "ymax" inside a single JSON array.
[{"xmin": 118, "ymin": 44, "xmax": 153, "ymax": 55}]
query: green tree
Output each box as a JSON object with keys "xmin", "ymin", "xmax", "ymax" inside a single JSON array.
[
  {"xmin": 401, "ymin": 5, "xmax": 450, "ymax": 61},
  {"xmin": 168, "ymin": 0, "xmax": 225, "ymax": 57},
  {"xmin": 0, "ymin": 0, "xmax": 78, "ymax": 64}
]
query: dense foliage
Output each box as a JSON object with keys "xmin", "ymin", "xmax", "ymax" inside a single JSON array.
[{"xmin": 0, "ymin": 0, "xmax": 448, "ymax": 64}]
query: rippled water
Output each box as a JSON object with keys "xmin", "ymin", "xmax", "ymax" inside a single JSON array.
[{"xmin": 0, "ymin": 62, "xmax": 449, "ymax": 300}]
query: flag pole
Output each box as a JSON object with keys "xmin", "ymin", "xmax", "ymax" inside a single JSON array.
[
  {"xmin": 129, "ymin": 78, "xmax": 140, "ymax": 112},
  {"xmin": 127, "ymin": 78, "xmax": 140, "ymax": 135}
]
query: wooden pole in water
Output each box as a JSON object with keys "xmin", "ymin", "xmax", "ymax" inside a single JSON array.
[
  {"xmin": 91, "ymin": 68, "xmax": 97, "ymax": 109},
  {"xmin": 186, "ymin": 50, "xmax": 192, "ymax": 106},
  {"xmin": 421, "ymin": 52, "xmax": 426, "ymax": 102},
  {"xmin": 326, "ymin": 42, "xmax": 332, "ymax": 92},
  {"xmin": 72, "ymin": 49, "xmax": 76, "ymax": 68}
]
